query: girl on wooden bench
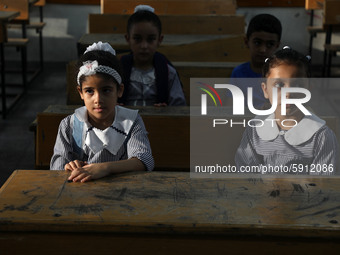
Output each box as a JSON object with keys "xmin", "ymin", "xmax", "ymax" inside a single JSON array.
[
  {"xmin": 120, "ymin": 5, "xmax": 186, "ymax": 106},
  {"xmin": 235, "ymin": 47, "xmax": 339, "ymax": 175},
  {"xmin": 50, "ymin": 42, "xmax": 154, "ymax": 182}
]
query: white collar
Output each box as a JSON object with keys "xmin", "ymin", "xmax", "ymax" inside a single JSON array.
[
  {"xmin": 74, "ymin": 106, "xmax": 138, "ymax": 154},
  {"xmin": 255, "ymin": 113, "xmax": 325, "ymax": 145}
]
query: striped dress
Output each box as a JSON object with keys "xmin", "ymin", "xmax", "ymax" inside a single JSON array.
[
  {"xmin": 235, "ymin": 113, "xmax": 339, "ymax": 175},
  {"xmin": 50, "ymin": 106, "xmax": 154, "ymax": 171}
]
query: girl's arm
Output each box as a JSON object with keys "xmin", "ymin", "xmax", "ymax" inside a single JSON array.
[
  {"xmin": 68, "ymin": 115, "xmax": 154, "ymax": 182},
  {"xmin": 311, "ymin": 126, "xmax": 339, "ymax": 175},
  {"xmin": 167, "ymin": 65, "xmax": 187, "ymax": 106},
  {"xmin": 50, "ymin": 116, "xmax": 80, "ymax": 170},
  {"xmin": 235, "ymin": 126, "xmax": 263, "ymax": 171},
  {"xmin": 68, "ymin": 158, "xmax": 145, "ymax": 182}
]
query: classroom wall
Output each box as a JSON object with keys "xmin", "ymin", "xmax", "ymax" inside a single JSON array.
[{"xmin": 4, "ymin": 3, "xmax": 340, "ymax": 65}]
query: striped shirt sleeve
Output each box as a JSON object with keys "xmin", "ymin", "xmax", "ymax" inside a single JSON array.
[
  {"xmin": 312, "ymin": 126, "xmax": 339, "ymax": 175},
  {"xmin": 127, "ymin": 115, "xmax": 154, "ymax": 171},
  {"xmin": 235, "ymin": 126, "xmax": 263, "ymax": 169},
  {"xmin": 50, "ymin": 116, "xmax": 75, "ymax": 170}
]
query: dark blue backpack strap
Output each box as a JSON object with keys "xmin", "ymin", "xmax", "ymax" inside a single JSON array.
[
  {"xmin": 153, "ymin": 52, "xmax": 169, "ymax": 104},
  {"xmin": 72, "ymin": 115, "xmax": 84, "ymax": 156},
  {"xmin": 119, "ymin": 53, "xmax": 134, "ymax": 104}
]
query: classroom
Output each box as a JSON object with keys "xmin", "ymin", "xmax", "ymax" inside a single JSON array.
[{"xmin": 0, "ymin": 0, "xmax": 340, "ymax": 254}]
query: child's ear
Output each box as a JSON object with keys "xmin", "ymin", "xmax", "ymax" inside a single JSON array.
[
  {"xmin": 77, "ymin": 86, "xmax": 84, "ymax": 100},
  {"xmin": 125, "ymin": 34, "xmax": 130, "ymax": 43},
  {"xmin": 275, "ymin": 41, "xmax": 281, "ymax": 49},
  {"xmin": 244, "ymin": 36, "xmax": 249, "ymax": 48},
  {"xmin": 158, "ymin": 34, "xmax": 164, "ymax": 45},
  {"xmin": 261, "ymin": 82, "xmax": 269, "ymax": 99},
  {"xmin": 117, "ymin": 84, "xmax": 124, "ymax": 98}
]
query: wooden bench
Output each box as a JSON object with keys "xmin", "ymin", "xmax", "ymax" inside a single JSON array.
[
  {"xmin": 305, "ymin": 0, "xmax": 326, "ymax": 57},
  {"xmin": 82, "ymin": 13, "xmax": 247, "ymax": 61},
  {"xmin": 88, "ymin": 14, "xmax": 245, "ymax": 35},
  {"xmin": 0, "ymin": 0, "xmax": 39, "ymax": 86},
  {"xmin": 33, "ymin": 105, "xmax": 190, "ymax": 170},
  {"xmin": 100, "ymin": 0, "xmax": 236, "ymax": 15},
  {"xmin": 0, "ymin": 11, "xmax": 22, "ymax": 119},
  {"xmin": 322, "ymin": 0, "xmax": 340, "ymax": 76},
  {"xmin": 78, "ymin": 33, "xmax": 249, "ymax": 61},
  {"xmin": 7, "ymin": 0, "xmax": 46, "ymax": 70},
  {"xmin": 31, "ymin": 105, "xmax": 339, "ymax": 171},
  {"xmin": 88, "ymin": 13, "xmax": 245, "ymax": 35},
  {"xmin": 237, "ymin": 0, "xmax": 305, "ymax": 7}
]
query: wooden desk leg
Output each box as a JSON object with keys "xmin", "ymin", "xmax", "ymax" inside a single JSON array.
[
  {"xmin": 39, "ymin": 6, "xmax": 44, "ymax": 70},
  {"xmin": 21, "ymin": 23, "xmax": 27, "ymax": 89},
  {"xmin": 322, "ymin": 25, "xmax": 332, "ymax": 77},
  {"xmin": 1, "ymin": 42, "xmax": 6, "ymax": 119},
  {"xmin": 308, "ymin": 10, "xmax": 314, "ymax": 57}
]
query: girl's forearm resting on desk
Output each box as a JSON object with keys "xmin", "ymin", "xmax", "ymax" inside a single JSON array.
[{"xmin": 67, "ymin": 157, "xmax": 146, "ymax": 183}]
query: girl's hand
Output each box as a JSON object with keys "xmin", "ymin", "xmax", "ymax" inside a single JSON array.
[
  {"xmin": 64, "ymin": 160, "xmax": 87, "ymax": 171},
  {"xmin": 67, "ymin": 163, "xmax": 111, "ymax": 183}
]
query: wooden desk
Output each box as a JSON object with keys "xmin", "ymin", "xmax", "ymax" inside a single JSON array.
[
  {"xmin": 31, "ymin": 104, "xmax": 340, "ymax": 172},
  {"xmin": 88, "ymin": 13, "xmax": 245, "ymax": 35},
  {"xmin": 77, "ymin": 33, "xmax": 249, "ymax": 62},
  {"xmin": 1, "ymin": 170, "xmax": 340, "ymax": 254},
  {"xmin": 101, "ymin": 0, "xmax": 236, "ymax": 15},
  {"xmin": 0, "ymin": 11, "xmax": 20, "ymax": 119},
  {"xmin": 321, "ymin": 0, "xmax": 340, "ymax": 76},
  {"xmin": 32, "ymin": 105, "xmax": 190, "ymax": 170}
]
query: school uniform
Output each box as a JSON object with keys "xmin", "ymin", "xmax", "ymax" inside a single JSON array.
[
  {"xmin": 120, "ymin": 52, "xmax": 186, "ymax": 106},
  {"xmin": 229, "ymin": 62, "xmax": 266, "ymax": 108},
  {"xmin": 231, "ymin": 62, "xmax": 262, "ymax": 78},
  {"xmin": 235, "ymin": 113, "xmax": 339, "ymax": 175},
  {"xmin": 50, "ymin": 106, "xmax": 154, "ymax": 171}
]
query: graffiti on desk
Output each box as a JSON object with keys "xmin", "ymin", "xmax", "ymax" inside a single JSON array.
[{"xmin": 0, "ymin": 172, "xmax": 340, "ymax": 228}]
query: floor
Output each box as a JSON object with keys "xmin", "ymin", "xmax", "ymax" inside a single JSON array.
[
  {"xmin": 0, "ymin": 63, "xmax": 340, "ymax": 187},
  {"xmin": 0, "ymin": 62, "xmax": 67, "ymax": 186}
]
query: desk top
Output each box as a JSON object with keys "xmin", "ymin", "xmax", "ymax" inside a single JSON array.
[
  {"xmin": 78, "ymin": 33, "xmax": 236, "ymax": 54},
  {"xmin": 1, "ymin": 170, "xmax": 340, "ymax": 238}
]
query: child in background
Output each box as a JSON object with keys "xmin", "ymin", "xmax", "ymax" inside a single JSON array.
[
  {"xmin": 50, "ymin": 42, "xmax": 154, "ymax": 182},
  {"xmin": 120, "ymin": 5, "xmax": 186, "ymax": 106},
  {"xmin": 230, "ymin": 14, "xmax": 282, "ymax": 108},
  {"xmin": 235, "ymin": 47, "xmax": 339, "ymax": 175}
]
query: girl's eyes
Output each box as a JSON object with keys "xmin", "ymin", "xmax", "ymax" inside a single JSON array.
[
  {"xmin": 133, "ymin": 36, "xmax": 142, "ymax": 42},
  {"xmin": 132, "ymin": 35, "xmax": 157, "ymax": 43},
  {"xmin": 103, "ymin": 88, "xmax": 113, "ymax": 93},
  {"xmin": 274, "ymin": 81, "xmax": 285, "ymax": 88},
  {"xmin": 85, "ymin": 89, "xmax": 94, "ymax": 94},
  {"xmin": 84, "ymin": 88, "xmax": 113, "ymax": 94}
]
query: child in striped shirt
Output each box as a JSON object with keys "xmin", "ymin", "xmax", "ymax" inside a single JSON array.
[
  {"xmin": 235, "ymin": 47, "xmax": 339, "ymax": 175},
  {"xmin": 50, "ymin": 42, "xmax": 154, "ymax": 182}
]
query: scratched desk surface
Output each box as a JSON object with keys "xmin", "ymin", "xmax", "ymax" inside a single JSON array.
[{"xmin": 0, "ymin": 170, "xmax": 340, "ymax": 238}]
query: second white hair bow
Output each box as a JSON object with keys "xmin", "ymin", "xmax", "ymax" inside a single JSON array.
[{"xmin": 84, "ymin": 41, "xmax": 116, "ymax": 56}]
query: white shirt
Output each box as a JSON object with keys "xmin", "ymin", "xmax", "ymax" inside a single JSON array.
[{"xmin": 235, "ymin": 113, "xmax": 339, "ymax": 175}]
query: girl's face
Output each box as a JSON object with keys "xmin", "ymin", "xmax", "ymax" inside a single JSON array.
[
  {"xmin": 262, "ymin": 63, "xmax": 306, "ymax": 117},
  {"xmin": 125, "ymin": 21, "xmax": 163, "ymax": 68},
  {"xmin": 77, "ymin": 74, "xmax": 124, "ymax": 130}
]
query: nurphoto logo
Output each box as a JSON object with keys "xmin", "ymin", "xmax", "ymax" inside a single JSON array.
[{"xmin": 200, "ymin": 84, "xmax": 311, "ymax": 116}]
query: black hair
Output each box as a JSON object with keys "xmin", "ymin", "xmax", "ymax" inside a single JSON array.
[
  {"xmin": 127, "ymin": 10, "xmax": 162, "ymax": 35},
  {"xmin": 262, "ymin": 47, "xmax": 311, "ymax": 78},
  {"xmin": 246, "ymin": 14, "xmax": 282, "ymax": 41},
  {"xmin": 76, "ymin": 50, "xmax": 123, "ymax": 88}
]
